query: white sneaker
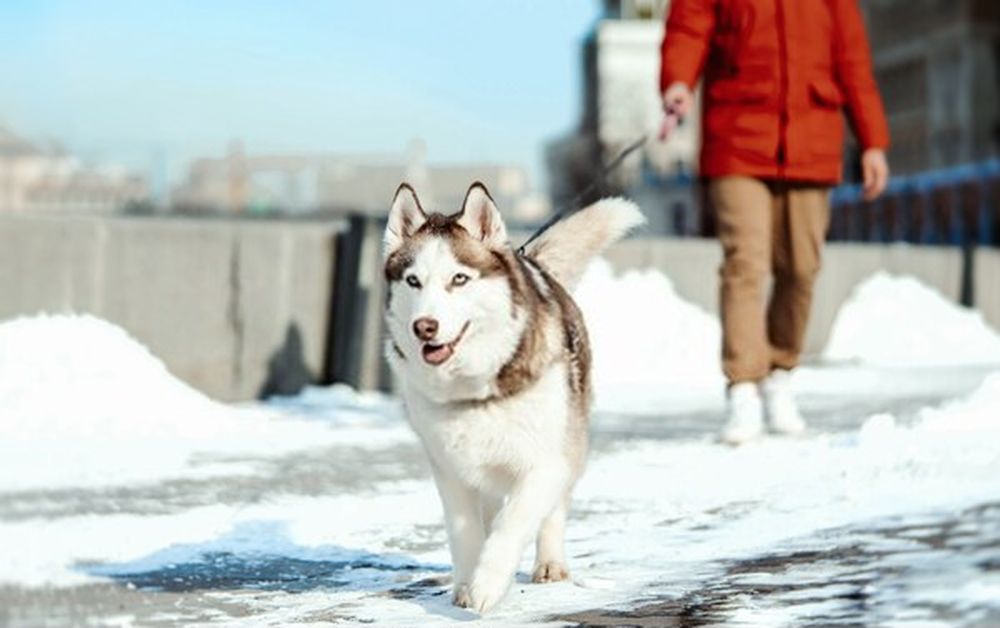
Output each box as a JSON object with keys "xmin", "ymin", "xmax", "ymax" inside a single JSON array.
[
  {"xmin": 760, "ymin": 369, "xmax": 807, "ymax": 435},
  {"xmin": 721, "ymin": 382, "xmax": 765, "ymax": 445}
]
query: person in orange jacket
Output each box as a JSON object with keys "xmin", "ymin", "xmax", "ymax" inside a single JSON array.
[{"xmin": 659, "ymin": 0, "xmax": 890, "ymax": 444}]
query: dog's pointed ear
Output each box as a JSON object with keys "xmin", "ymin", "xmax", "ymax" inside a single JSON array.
[
  {"xmin": 457, "ymin": 182, "xmax": 507, "ymax": 249},
  {"xmin": 385, "ymin": 183, "xmax": 427, "ymax": 257}
]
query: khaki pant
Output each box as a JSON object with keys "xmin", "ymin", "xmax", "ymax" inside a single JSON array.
[{"xmin": 709, "ymin": 176, "xmax": 831, "ymax": 384}]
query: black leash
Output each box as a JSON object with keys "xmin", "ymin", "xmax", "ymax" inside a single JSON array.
[{"xmin": 516, "ymin": 133, "xmax": 648, "ymax": 257}]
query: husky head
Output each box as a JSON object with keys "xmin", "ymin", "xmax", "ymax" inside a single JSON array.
[{"xmin": 383, "ymin": 182, "xmax": 526, "ymax": 402}]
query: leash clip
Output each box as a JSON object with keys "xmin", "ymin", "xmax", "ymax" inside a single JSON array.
[{"xmin": 517, "ymin": 133, "xmax": 648, "ymax": 258}]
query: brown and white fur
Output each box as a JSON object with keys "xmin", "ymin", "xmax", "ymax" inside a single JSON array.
[{"xmin": 382, "ymin": 181, "xmax": 643, "ymax": 613}]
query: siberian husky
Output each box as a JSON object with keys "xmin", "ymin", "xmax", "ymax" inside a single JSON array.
[{"xmin": 382, "ymin": 182, "xmax": 643, "ymax": 612}]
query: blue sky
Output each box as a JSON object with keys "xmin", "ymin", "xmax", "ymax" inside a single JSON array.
[{"xmin": 0, "ymin": 1, "xmax": 600, "ymax": 195}]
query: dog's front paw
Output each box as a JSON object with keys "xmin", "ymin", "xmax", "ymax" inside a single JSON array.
[
  {"xmin": 465, "ymin": 569, "xmax": 511, "ymax": 613},
  {"xmin": 452, "ymin": 583, "xmax": 471, "ymax": 608},
  {"xmin": 531, "ymin": 561, "xmax": 570, "ymax": 583}
]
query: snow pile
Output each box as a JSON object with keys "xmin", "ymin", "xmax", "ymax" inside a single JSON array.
[
  {"xmin": 0, "ymin": 314, "xmax": 227, "ymax": 438},
  {"xmin": 0, "ymin": 315, "xmax": 345, "ymax": 492},
  {"xmin": 577, "ymin": 264, "xmax": 1000, "ymax": 401},
  {"xmin": 885, "ymin": 369, "xmax": 1000, "ymax": 444},
  {"xmin": 825, "ymin": 272, "xmax": 1000, "ymax": 367},
  {"xmin": 575, "ymin": 260, "xmax": 724, "ymax": 411},
  {"xmin": 579, "ymin": 374, "xmax": 1000, "ymax": 544}
]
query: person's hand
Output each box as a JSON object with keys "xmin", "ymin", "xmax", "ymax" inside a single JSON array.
[
  {"xmin": 663, "ymin": 81, "xmax": 694, "ymax": 117},
  {"xmin": 660, "ymin": 81, "xmax": 694, "ymax": 140},
  {"xmin": 861, "ymin": 148, "xmax": 889, "ymax": 201}
]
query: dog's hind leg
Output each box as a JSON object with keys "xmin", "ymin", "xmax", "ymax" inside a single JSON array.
[{"xmin": 532, "ymin": 500, "xmax": 570, "ymax": 583}]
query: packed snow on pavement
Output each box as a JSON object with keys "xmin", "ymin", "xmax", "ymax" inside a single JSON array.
[{"xmin": 1, "ymin": 261, "xmax": 999, "ymax": 626}]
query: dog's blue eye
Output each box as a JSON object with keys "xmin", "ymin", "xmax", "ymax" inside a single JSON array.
[
  {"xmin": 405, "ymin": 275, "xmax": 421, "ymax": 289},
  {"xmin": 452, "ymin": 273, "xmax": 470, "ymax": 287}
]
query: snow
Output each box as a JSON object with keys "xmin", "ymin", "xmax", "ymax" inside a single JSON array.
[
  {"xmin": 0, "ymin": 315, "xmax": 390, "ymax": 492},
  {"xmin": 575, "ymin": 259, "xmax": 724, "ymax": 411},
  {"xmin": 575, "ymin": 263, "xmax": 1000, "ymax": 413},
  {"xmin": 2, "ymin": 369, "xmax": 998, "ymax": 623},
  {"xmin": 3, "ymin": 266, "xmax": 1000, "ymax": 625},
  {"xmin": 825, "ymin": 271, "xmax": 1000, "ymax": 367}
]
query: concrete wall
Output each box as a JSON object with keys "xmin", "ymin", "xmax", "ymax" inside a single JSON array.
[
  {"xmin": 603, "ymin": 237, "xmax": 723, "ymax": 315},
  {"xmin": 975, "ymin": 248, "xmax": 1000, "ymax": 331},
  {"xmin": 603, "ymin": 238, "xmax": 971, "ymax": 357},
  {"xmin": 1, "ymin": 214, "xmax": 994, "ymax": 399},
  {"xmin": 316, "ymin": 226, "xmax": 992, "ymax": 389},
  {"xmin": 0, "ymin": 214, "xmax": 340, "ymax": 401}
]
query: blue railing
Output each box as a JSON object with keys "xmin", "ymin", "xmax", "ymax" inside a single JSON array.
[{"xmin": 830, "ymin": 158, "xmax": 1000, "ymax": 246}]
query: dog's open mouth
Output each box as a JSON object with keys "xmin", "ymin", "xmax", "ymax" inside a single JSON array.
[{"xmin": 421, "ymin": 322, "xmax": 470, "ymax": 366}]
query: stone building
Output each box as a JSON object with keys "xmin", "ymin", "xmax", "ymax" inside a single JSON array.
[
  {"xmin": 864, "ymin": 0, "xmax": 1000, "ymax": 176},
  {"xmin": 546, "ymin": 0, "xmax": 699, "ymax": 235},
  {"xmin": 0, "ymin": 126, "xmax": 147, "ymax": 214},
  {"xmin": 548, "ymin": 0, "xmax": 1000, "ymax": 235},
  {"xmin": 171, "ymin": 140, "xmax": 546, "ymax": 225}
]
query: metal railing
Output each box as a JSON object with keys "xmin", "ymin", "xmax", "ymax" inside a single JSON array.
[{"xmin": 829, "ymin": 159, "xmax": 1000, "ymax": 247}]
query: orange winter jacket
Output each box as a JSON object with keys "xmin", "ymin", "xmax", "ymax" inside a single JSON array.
[{"xmin": 660, "ymin": 0, "xmax": 890, "ymax": 183}]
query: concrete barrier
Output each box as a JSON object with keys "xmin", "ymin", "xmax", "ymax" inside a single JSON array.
[
  {"xmin": 603, "ymin": 237, "xmax": 723, "ymax": 317},
  {"xmin": 0, "ymin": 214, "xmax": 340, "ymax": 401},
  {"xmin": 975, "ymin": 248, "xmax": 1000, "ymax": 330},
  {"xmin": 0, "ymin": 213, "xmax": 991, "ymax": 399}
]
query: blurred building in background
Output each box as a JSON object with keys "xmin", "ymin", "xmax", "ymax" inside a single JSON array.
[
  {"xmin": 830, "ymin": 0, "xmax": 1000, "ymax": 254},
  {"xmin": 0, "ymin": 126, "xmax": 148, "ymax": 214},
  {"xmin": 594, "ymin": 0, "xmax": 695, "ymax": 182},
  {"xmin": 549, "ymin": 0, "xmax": 1000, "ymax": 242},
  {"xmin": 547, "ymin": 0, "xmax": 699, "ymax": 236},
  {"xmin": 865, "ymin": 0, "xmax": 1000, "ymax": 176},
  {"xmin": 171, "ymin": 139, "xmax": 549, "ymax": 225}
]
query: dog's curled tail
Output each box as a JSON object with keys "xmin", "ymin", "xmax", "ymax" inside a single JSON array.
[{"xmin": 524, "ymin": 197, "xmax": 645, "ymax": 291}]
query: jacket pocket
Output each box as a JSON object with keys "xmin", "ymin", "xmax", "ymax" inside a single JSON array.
[
  {"xmin": 805, "ymin": 107, "xmax": 846, "ymax": 159},
  {"xmin": 809, "ymin": 79, "xmax": 844, "ymax": 108},
  {"xmin": 706, "ymin": 75, "xmax": 776, "ymax": 104}
]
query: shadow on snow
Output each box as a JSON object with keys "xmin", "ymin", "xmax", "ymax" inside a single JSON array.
[{"xmin": 78, "ymin": 519, "xmax": 447, "ymax": 594}]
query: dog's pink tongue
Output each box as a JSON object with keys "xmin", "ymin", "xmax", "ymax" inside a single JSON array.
[{"xmin": 422, "ymin": 343, "xmax": 453, "ymax": 365}]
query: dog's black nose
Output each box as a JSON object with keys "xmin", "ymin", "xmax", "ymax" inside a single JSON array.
[{"xmin": 412, "ymin": 317, "xmax": 439, "ymax": 341}]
